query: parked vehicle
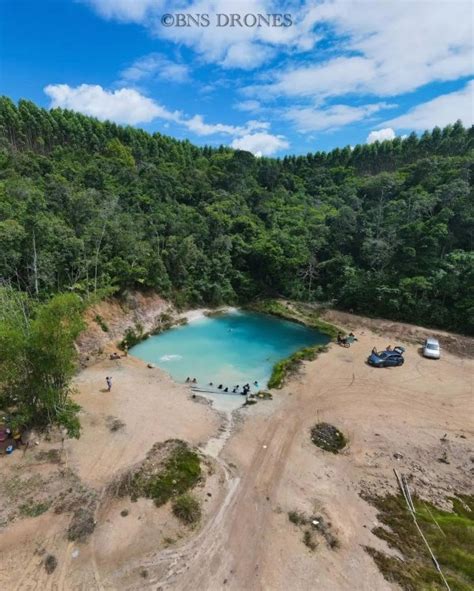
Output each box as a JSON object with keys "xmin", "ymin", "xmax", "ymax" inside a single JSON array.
[
  {"xmin": 423, "ymin": 337, "xmax": 440, "ymax": 359},
  {"xmin": 368, "ymin": 350, "xmax": 404, "ymax": 368}
]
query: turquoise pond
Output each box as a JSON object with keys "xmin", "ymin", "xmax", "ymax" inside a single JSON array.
[{"xmin": 130, "ymin": 310, "xmax": 330, "ymax": 392}]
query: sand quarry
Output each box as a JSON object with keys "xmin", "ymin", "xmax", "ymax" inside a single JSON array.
[{"xmin": 0, "ymin": 309, "xmax": 472, "ymax": 591}]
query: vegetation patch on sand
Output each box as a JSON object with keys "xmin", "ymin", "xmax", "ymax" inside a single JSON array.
[
  {"xmin": 44, "ymin": 554, "xmax": 58, "ymax": 574},
  {"xmin": 172, "ymin": 493, "xmax": 202, "ymax": 525},
  {"xmin": 19, "ymin": 500, "xmax": 50, "ymax": 518},
  {"xmin": 288, "ymin": 509, "xmax": 340, "ymax": 551},
  {"xmin": 106, "ymin": 415, "xmax": 126, "ymax": 432},
  {"xmin": 111, "ymin": 439, "xmax": 202, "ymax": 507},
  {"xmin": 0, "ymin": 453, "xmax": 99, "ymax": 542},
  {"xmin": 365, "ymin": 494, "xmax": 474, "ymax": 591},
  {"xmin": 54, "ymin": 477, "xmax": 99, "ymax": 542},
  {"xmin": 268, "ymin": 345, "xmax": 328, "ymax": 389},
  {"xmin": 311, "ymin": 423, "xmax": 347, "ymax": 453}
]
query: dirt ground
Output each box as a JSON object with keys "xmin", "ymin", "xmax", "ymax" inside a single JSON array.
[{"xmin": 0, "ymin": 315, "xmax": 472, "ymax": 591}]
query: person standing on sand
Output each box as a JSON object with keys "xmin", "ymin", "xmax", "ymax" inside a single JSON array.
[{"xmin": 106, "ymin": 376, "xmax": 112, "ymax": 391}]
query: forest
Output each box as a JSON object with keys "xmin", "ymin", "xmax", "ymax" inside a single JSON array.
[{"xmin": 0, "ymin": 97, "xmax": 473, "ymax": 335}]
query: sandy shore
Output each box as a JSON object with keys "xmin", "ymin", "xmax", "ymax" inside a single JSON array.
[{"xmin": 0, "ymin": 316, "xmax": 472, "ymax": 590}]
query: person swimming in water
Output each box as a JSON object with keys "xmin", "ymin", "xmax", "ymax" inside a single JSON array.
[
  {"xmin": 218, "ymin": 384, "xmax": 223, "ymax": 389},
  {"xmin": 224, "ymin": 387, "xmax": 228, "ymax": 392}
]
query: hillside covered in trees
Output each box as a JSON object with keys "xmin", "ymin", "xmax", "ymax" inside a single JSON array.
[{"xmin": 0, "ymin": 97, "xmax": 473, "ymax": 334}]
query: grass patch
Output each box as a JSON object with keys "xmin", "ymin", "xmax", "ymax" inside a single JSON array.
[
  {"xmin": 67, "ymin": 505, "xmax": 97, "ymax": 541},
  {"xmin": 172, "ymin": 493, "xmax": 201, "ymax": 525},
  {"xmin": 303, "ymin": 529, "xmax": 318, "ymax": 551},
  {"xmin": 106, "ymin": 415, "xmax": 126, "ymax": 432},
  {"xmin": 35, "ymin": 448, "xmax": 62, "ymax": 463},
  {"xmin": 365, "ymin": 494, "xmax": 474, "ymax": 591},
  {"xmin": 288, "ymin": 509, "xmax": 340, "ymax": 552},
  {"xmin": 268, "ymin": 345, "xmax": 328, "ymax": 389},
  {"xmin": 2, "ymin": 474, "xmax": 44, "ymax": 501},
  {"xmin": 19, "ymin": 500, "xmax": 50, "ymax": 517},
  {"xmin": 288, "ymin": 510, "xmax": 308, "ymax": 526},
  {"xmin": 310, "ymin": 423, "xmax": 347, "ymax": 453},
  {"xmin": 112, "ymin": 440, "xmax": 202, "ymax": 508},
  {"xmin": 93, "ymin": 314, "xmax": 109, "ymax": 332}
]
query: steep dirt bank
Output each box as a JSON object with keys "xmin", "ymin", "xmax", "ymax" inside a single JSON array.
[{"xmin": 77, "ymin": 292, "xmax": 172, "ymax": 365}]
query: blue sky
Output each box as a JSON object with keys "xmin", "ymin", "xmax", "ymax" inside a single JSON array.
[{"xmin": 1, "ymin": 0, "xmax": 473, "ymax": 156}]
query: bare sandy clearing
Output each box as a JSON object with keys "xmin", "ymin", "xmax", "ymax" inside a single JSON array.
[{"xmin": 0, "ymin": 317, "xmax": 472, "ymax": 591}]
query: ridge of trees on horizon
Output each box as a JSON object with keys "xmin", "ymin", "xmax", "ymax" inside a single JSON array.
[{"xmin": 0, "ymin": 96, "xmax": 473, "ymax": 335}]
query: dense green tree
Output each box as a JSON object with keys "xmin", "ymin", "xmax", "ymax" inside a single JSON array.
[
  {"xmin": 0, "ymin": 287, "xmax": 85, "ymax": 436},
  {"xmin": 0, "ymin": 97, "xmax": 472, "ymax": 333}
]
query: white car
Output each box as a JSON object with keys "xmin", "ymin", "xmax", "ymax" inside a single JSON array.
[{"xmin": 423, "ymin": 337, "xmax": 440, "ymax": 359}]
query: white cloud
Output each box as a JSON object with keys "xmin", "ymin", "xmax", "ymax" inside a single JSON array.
[
  {"xmin": 366, "ymin": 128, "xmax": 396, "ymax": 144},
  {"xmin": 286, "ymin": 102, "xmax": 393, "ymax": 132},
  {"xmin": 82, "ymin": 0, "xmax": 162, "ymax": 23},
  {"xmin": 184, "ymin": 115, "xmax": 242, "ymax": 136},
  {"xmin": 235, "ymin": 100, "xmax": 261, "ymax": 113},
  {"xmin": 44, "ymin": 83, "xmax": 179, "ymax": 124},
  {"xmin": 231, "ymin": 132, "xmax": 289, "ymax": 156},
  {"xmin": 248, "ymin": 0, "xmax": 473, "ymax": 99},
  {"xmin": 120, "ymin": 53, "xmax": 190, "ymax": 84},
  {"xmin": 383, "ymin": 80, "xmax": 474, "ymax": 130},
  {"xmin": 179, "ymin": 115, "xmax": 269, "ymax": 137},
  {"xmin": 249, "ymin": 56, "xmax": 377, "ymax": 100}
]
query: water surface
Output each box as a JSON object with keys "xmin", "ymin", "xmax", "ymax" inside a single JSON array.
[{"xmin": 131, "ymin": 310, "xmax": 329, "ymax": 393}]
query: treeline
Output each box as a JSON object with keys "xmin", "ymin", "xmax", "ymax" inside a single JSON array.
[{"xmin": 0, "ymin": 97, "xmax": 473, "ymax": 334}]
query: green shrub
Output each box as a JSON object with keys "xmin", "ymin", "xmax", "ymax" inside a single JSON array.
[
  {"xmin": 172, "ymin": 493, "xmax": 201, "ymax": 525},
  {"xmin": 119, "ymin": 323, "xmax": 146, "ymax": 350},
  {"xmin": 144, "ymin": 446, "xmax": 201, "ymax": 506},
  {"xmin": 288, "ymin": 510, "xmax": 307, "ymax": 526},
  {"xmin": 268, "ymin": 345, "xmax": 328, "ymax": 389},
  {"xmin": 19, "ymin": 500, "xmax": 50, "ymax": 517},
  {"xmin": 93, "ymin": 314, "xmax": 109, "ymax": 332},
  {"xmin": 116, "ymin": 441, "xmax": 202, "ymax": 508},
  {"xmin": 310, "ymin": 423, "xmax": 347, "ymax": 453}
]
